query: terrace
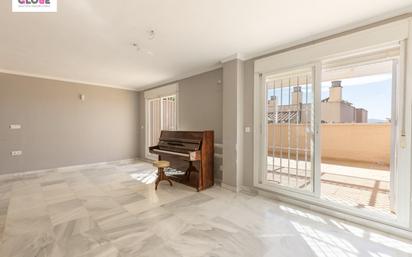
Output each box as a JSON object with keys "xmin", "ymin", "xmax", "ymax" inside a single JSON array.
[{"xmin": 266, "ymin": 123, "xmax": 393, "ymax": 216}]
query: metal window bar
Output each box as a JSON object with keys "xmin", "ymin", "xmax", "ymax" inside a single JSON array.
[
  {"xmin": 296, "ymin": 76, "xmax": 300, "ymax": 187},
  {"xmin": 271, "ymin": 82, "xmax": 276, "ymax": 180},
  {"xmin": 311, "ymin": 68, "xmax": 316, "ymax": 193},
  {"xmin": 152, "ymin": 100, "xmax": 156, "ymax": 146},
  {"xmin": 149, "ymin": 95, "xmax": 177, "ymax": 150},
  {"xmin": 155, "ymin": 99, "xmax": 160, "ymax": 146},
  {"xmin": 274, "ymin": 146, "xmax": 310, "ymax": 152},
  {"xmin": 266, "ymin": 71, "xmax": 313, "ymax": 190},
  {"xmin": 163, "ymin": 97, "xmax": 167, "ymax": 130},
  {"xmin": 279, "ymin": 79, "xmax": 283, "ymax": 184},
  {"xmin": 160, "ymin": 97, "xmax": 163, "ymax": 132},
  {"xmin": 168, "ymin": 97, "xmax": 171, "ymax": 129},
  {"xmin": 163, "ymin": 98, "xmax": 165, "ymax": 130},
  {"xmin": 151, "ymin": 100, "xmax": 153, "ymax": 145},
  {"xmin": 173, "ymin": 96, "xmax": 176, "ymax": 130},
  {"xmin": 156, "ymin": 99, "xmax": 160, "ymax": 143},
  {"xmin": 275, "ymin": 82, "xmax": 279, "ymax": 181},
  {"xmin": 287, "ymin": 78, "xmax": 291, "ymax": 185},
  {"xmin": 304, "ymin": 75, "xmax": 309, "ymax": 186},
  {"xmin": 160, "ymin": 95, "xmax": 177, "ymax": 131},
  {"xmin": 167, "ymin": 97, "xmax": 169, "ymax": 129}
]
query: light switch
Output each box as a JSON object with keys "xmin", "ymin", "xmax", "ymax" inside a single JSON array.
[
  {"xmin": 10, "ymin": 124, "xmax": 21, "ymax": 130},
  {"xmin": 245, "ymin": 126, "xmax": 251, "ymax": 133},
  {"xmin": 400, "ymin": 135, "xmax": 406, "ymax": 148},
  {"xmin": 11, "ymin": 150, "xmax": 22, "ymax": 156}
]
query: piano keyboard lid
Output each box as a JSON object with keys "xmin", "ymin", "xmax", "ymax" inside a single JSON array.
[{"xmin": 160, "ymin": 137, "xmax": 201, "ymax": 144}]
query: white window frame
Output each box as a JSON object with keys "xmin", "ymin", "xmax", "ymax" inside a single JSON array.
[
  {"xmin": 259, "ymin": 64, "xmax": 320, "ymax": 197},
  {"xmin": 144, "ymin": 84, "xmax": 179, "ymax": 160},
  {"xmin": 253, "ymin": 19, "xmax": 412, "ymax": 229}
]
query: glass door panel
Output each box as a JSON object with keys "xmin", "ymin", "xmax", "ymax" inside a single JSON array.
[
  {"xmin": 146, "ymin": 95, "xmax": 177, "ymax": 159},
  {"xmin": 264, "ymin": 68, "xmax": 315, "ymax": 192},
  {"xmin": 320, "ymin": 57, "xmax": 398, "ymax": 217}
]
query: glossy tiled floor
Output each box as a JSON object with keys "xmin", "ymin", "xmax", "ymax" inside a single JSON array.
[{"xmin": 0, "ymin": 161, "xmax": 411, "ymax": 257}]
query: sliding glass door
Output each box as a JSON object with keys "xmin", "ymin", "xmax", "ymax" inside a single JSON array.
[
  {"xmin": 320, "ymin": 57, "xmax": 399, "ymax": 217},
  {"xmin": 258, "ymin": 44, "xmax": 405, "ymax": 222}
]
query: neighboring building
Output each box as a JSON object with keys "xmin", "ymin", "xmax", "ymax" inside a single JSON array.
[{"xmin": 268, "ymin": 80, "xmax": 368, "ymax": 124}]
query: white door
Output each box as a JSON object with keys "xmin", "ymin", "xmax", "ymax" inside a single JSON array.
[
  {"xmin": 261, "ymin": 65, "xmax": 319, "ymax": 194},
  {"xmin": 145, "ymin": 95, "xmax": 177, "ymax": 159},
  {"xmin": 319, "ymin": 48, "xmax": 401, "ymax": 218}
]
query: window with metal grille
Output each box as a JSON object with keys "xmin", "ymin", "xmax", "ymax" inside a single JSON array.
[{"xmin": 146, "ymin": 95, "xmax": 177, "ymax": 159}]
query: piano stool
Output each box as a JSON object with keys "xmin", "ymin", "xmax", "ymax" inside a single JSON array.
[
  {"xmin": 153, "ymin": 160, "xmax": 173, "ymax": 190},
  {"xmin": 149, "ymin": 130, "xmax": 214, "ymax": 191}
]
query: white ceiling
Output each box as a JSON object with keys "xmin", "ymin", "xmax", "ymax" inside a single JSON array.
[{"xmin": 1, "ymin": 0, "xmax": 411, "ymax": 90}]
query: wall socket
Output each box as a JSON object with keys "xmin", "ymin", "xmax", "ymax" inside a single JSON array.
[
  {"xmin": 10, "ymin": 124, "xmax": 21, "ymax": 130},
  {"xmin": 11, "ymin": 151, "xmax": 22, "ymax": 157}
]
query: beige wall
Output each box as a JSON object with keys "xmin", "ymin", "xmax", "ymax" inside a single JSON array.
[
  {"xmin": 178, "ymin": 69, "xmax": 223, "ymax": 143},
  {"xmin": 267, "ymin": 123, "xmax": 391, "ymax": 166},
  {"xmin": 222, "ymin": 59, "xmax": 244, "ymax": 188},
  {"xmin": 321, "ymin": 123, "xmax": 390, "ymax": 166},
  {"xmin": 178, "ymin": 68, "xmax": 224, "ymax": 179},
  {"xmin": 0, "ymin": 73, "xmax": 140, "ymax": 174},
  {"xmin": 321, "ymin": 101, "xmax": 363, "ymax": 123},
  {"xmin": 356, "ymin": 108, "xmax": 368, "ymax": 123},
  {"xmin": 340, "ymin": 103, "xmax": 356, "ymax": 123},
  {"xmin": 321, "ymin": 102, "xmax": 341, "ymax": 123},
  {"xmin": 242, "ymin": 59, "xmax": 255, "ymax": 187}
]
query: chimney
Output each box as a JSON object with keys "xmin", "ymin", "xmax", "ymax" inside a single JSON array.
[
  {"xmin": 268, "ymin": 95, "xmax": 277, "ymax": 112},
  {"xmin": 329, "ymin": 80, "xmax": 342, "ymax": 102},
  {"xmin": 292, "ymin": 86, "xmax": 302, "ymax": 105}
]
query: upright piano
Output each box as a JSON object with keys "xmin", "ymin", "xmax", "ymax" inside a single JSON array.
[{"xmin": 149, "ymin": 130, "xmax": 214, "ymax": 191}]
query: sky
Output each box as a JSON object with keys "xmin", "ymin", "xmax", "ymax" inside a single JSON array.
[{"xmin": 269, "ymin": 73, "xmax": 392, "ymax": 122}]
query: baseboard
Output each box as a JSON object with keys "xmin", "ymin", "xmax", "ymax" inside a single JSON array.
[
  {"xmin": 240, "ymin": 185, "xmax": 258, "ymax": 196},
  {"xmin": 0, "ymin": 158, "xmax": 140, "ymax": 179},
  {"xmin": 138, "ymin": 157, "xmax": 155, "ymax": 163},
  {"xmin": 218, "ymin": 181, "xmax": 258, "ymax": 195},
  {"xmin": 221, "ymin": 182, "xmax": 240, "ymax": 192},
  {"xmin": 214, "ymin": 178, "xmax": 222, "ymax": 186}
]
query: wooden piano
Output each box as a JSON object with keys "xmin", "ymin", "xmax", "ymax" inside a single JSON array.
[{"xmin": 149, "ymin": 130, "xmax": 214, "ymax": 191}]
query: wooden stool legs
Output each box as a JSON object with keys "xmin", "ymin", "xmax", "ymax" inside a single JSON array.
[{"xmin": 155, "ymin": 167, "xmax": 173, "ymax": 190}]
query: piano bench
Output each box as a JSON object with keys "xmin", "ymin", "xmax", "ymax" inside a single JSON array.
[
  {"xmin": 153, "ymin": 160, "xmax": 170, "ymax": 168},
  {"xmin": 153, "ymin": 161, "xmax": 173, "ymax": 190}
]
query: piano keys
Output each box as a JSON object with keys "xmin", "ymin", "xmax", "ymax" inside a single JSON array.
[{"xmin": 149, "ymin": 130, "xmax": 214, "ymax": 191}]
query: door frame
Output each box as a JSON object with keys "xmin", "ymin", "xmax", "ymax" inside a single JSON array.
[
  {"xmin": 145, "ymin": 97, "xmax": 161, "ymax": 160},
  {"xmin": 253, "ymin": 38, "xmax": 411, "ymax": 228},
  {"xmin": 145, "ymin": 94, "xmax": 178, "ymax": 160},
  {"xmin": 144, "ymin": 83, "xmax": 179, "ymax": 160},
  {"xmin": 256, "ymin": 63, "xmax": 321, "ymax": 197}
]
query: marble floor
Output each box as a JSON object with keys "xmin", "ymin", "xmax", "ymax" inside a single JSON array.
[{"xmin": 0, "ymin": 161, "xmax": 412, "ymax": 257}]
